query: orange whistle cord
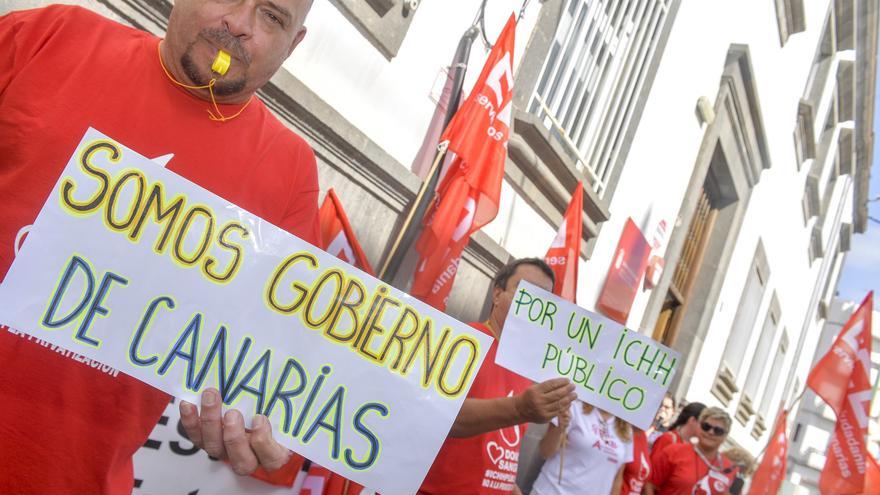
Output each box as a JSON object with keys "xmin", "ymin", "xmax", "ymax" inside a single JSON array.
[{"xmin": 157, "ymin": 42, "xmax": 252, "ymax": 122}]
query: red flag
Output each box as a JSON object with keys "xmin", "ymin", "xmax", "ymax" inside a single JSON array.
[
  {"xmin": 748, "ymin": 409, "xmax": 788, "ymax": 495},
  {"xmin": 319, "ymin": 188, "xmax": 375, "ymax": 275},
  {"xmin": 300, "ymin": 463, "xmax": 363, "ymax": 495},
  {"xmin": 410, "ymin": 15, "xmax": 517, "ymax": 310},
  {"xmin": 807, "ymin": 292, "xmax": 874, "ymax": 494},
  {"xmin": 544, "ymin": 182, "xmax": 583, "ymax": 302},
  {"xmin": 856, "ymin": 455, "xmax": 880, "ymax": 495}
]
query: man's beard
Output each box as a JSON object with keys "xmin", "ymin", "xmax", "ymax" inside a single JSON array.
[
  {"xmin": 180, "ymin": 51, "xmax": 246, "ymax": 96},
  {"xmin": 180, "ymin": 28, "xmax": 251, "ymax": 96}
]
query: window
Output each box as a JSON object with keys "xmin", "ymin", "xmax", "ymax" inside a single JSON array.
[
  {"xmin": 737, "ymin": 295, "xmax": 781, "ymax": 425},
  {"xmin": 328, "ymin": 0, "xmax": 420, "ymax": 59},
  {"xmin": 528, "ymin": 0, "xmax": 672, "ymax": 198},
  {"xmin": 773, "ymin": 0, "xmax": 806, "ymax": 46},
  {"xmin": 759, "ymin": 331, "xmax": 789, "ymax": 417},
  {"xmin": 712, "ymin": 241, "xmax": 769, "ymax": 405}
]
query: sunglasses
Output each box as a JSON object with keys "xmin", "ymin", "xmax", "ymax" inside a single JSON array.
[{"xmin": 701, "ymin": 422, "xmax": 727, "ymax": 436}]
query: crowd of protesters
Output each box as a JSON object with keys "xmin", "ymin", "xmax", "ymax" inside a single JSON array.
[{"xmin": 0, "ymin": 1, "xmax": 759, "ymax": 491}]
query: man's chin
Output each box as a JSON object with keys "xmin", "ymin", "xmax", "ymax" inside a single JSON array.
[{"xmin": 211, "ymin": 78, "xmax": 247, "ymax": 96}]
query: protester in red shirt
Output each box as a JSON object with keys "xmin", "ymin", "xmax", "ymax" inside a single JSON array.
[
  {"xmin": 646, "ymin": 407, "xmax": 735, "ymax": 495},
  {"xmin": 419, "ymin": 258, "xmax": 578, "ymax": 495},
  {"xmin": 650, "ymin": 401, "xmax": 706, "ymax": 464},
  {"xmin": 646, "ymin": 393, "xmax": 676, "ymax": 445},
  {"xmin": 0, "ymin": 1, "xmax": 319, "ymax": 493},
  {"xmin": 620, "ymin": 428, "xmax": 652, "ymax": 495}
]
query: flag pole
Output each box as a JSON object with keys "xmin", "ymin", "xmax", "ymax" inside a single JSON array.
[
  {"xmin": 558, "ymin": 433, "xmax": 566, "ymax": 483},
  {"xmin": 378, "ymin": 26, "xmax": 480, "ymax": 283},
  {"xmin": 377, "ymin": 141, "xmax": 448, "ymax": 279}
]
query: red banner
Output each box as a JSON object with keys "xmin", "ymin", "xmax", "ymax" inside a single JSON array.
[
  {"xmin": 856, "ymin": 454, "xmax": 880, "ymax": 495},
  {"xmin": 544, "ymin": 182, "xmax": 583, "ymax": 302},
  {"xmin": 748, "ymin": 409, "xmax": 788, "ymax": 495},
  {"xmin": 596, "ymin": 218, "xmax": 651, "ymax": 324},
  {"xmin": 319, "ymin": 188, "xmax": 374, "ymax": 275},
  {"xmin": 807, "ymin": 292, "xmax": 874, "ymax": 495},
  {"xmin": 411, "ymin": 15, "xmax": 517, "ymax": 310}
]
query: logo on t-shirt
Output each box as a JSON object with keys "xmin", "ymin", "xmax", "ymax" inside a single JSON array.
[
  {"xmin": 692, "ymin": 469, "xmax": 730, "ymax": 495},
  {"xmin": 590, "ymin": 423, "xmax": 622, "ymax": 463},
  {"xmin": 14, "ymin": 225, "xmax": 30, "ymax": 257},
  {"xmin": 481, "ymin": 391, "xmax": 521, "ymax": 492}
]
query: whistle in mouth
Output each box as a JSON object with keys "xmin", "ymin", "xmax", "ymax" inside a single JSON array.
[{"xmin": 211, "ymin": 50, "xmax": 231, "ymax": 76}]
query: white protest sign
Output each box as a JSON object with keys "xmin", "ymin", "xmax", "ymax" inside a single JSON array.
[
  {"xmin": 495, "ymin": 281, "xmax": 679, "ymax": 429},
  {"xmin": 131, "ymin": 398, "xmax": 377, "ymax": 495},
  {"xmin": 0, "ymin": 128, "xmax": 492, "ymax": 495},
  {"xmin": 132, "ymin": 399, "xmax": 303, "ymax": 495}
]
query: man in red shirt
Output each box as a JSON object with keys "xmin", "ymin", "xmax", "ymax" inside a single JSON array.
[
  {"xmin": 419, "ymin": 258, "xmax": 578, "ymax": 495},
  {"xmin": 0, "ymin": 1, "xmax": 319, "ymax": 493}
]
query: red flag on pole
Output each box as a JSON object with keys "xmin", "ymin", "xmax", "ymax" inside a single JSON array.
[
  {"xmin": 856, "ymin": 454, "xmax": 880, "ymax": 495},
  {"xmin": 807, "ymin": 292, "xmax": 874, "ymax": 495},
  {"xmin": 410, "ymin": 15, "xmax": 517, "ymax": 310},
  {"xmin": 544, "ymin": 182, "xmax": 583, "ymax": 303},
  {"xmin": 748, "ymin": 409, "xmax": 788, "ymax": 495},
  {"xmin": 319, "ymin": 188, "xmax": 375, "ymax": 275}
]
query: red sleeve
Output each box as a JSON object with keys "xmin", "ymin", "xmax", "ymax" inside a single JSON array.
[
  {"xmin": 651, "ymin": 432, "xmax": 672, "ymax": 465},
  {"xmin": 246, "ymin": 452, "xmax": 307, "ymax": 487},
  {"xmin": 280, "ymin": 138, "xmax": 320, "ymax": 247},
  {"xmin": 0, "ymin": 7, "xmax": 52, "ymax": 94},
  {"xmin": 1, "ymin": 6, "xmax": 115, "ymax": 97},
  {"xmin": 650, "ymin": 444, "xmax": 673, "ymax": 488}
]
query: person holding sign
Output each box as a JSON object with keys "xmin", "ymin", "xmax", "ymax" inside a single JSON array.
[
  {"xmin": 0, "ymin": 1, "xmax": 320, "ymax": 493},
  {"xmin": 619, "ymin": 427, "xmax": 651, "ymax": 495},
  {"xmin": 645, "ymin": 407, "xmax": 735, "ymax": 495},
  {"xmin": 531, "ymin": 402, "xmax": 634, "ymax": 495},
  {"xmin": 419, "ymin": 258, "xmax": 578, "ymax": 495}
]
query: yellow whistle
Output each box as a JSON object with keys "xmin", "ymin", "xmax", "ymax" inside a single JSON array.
[{"xmin": 211, "ymin": 50, "xmax": 231, "ymax": 76}]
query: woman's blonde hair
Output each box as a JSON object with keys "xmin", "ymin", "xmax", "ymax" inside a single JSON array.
[
  {"xmin": 723, "ymin": 445, "xmax": 756, "ymax": 475},
  {"xmin": 698, "ymin": 406, "xmax": 732, "ymax": 431},
  {"xmin": 582, "ymin": 403, "xmax": 632, "ymax": 442}
]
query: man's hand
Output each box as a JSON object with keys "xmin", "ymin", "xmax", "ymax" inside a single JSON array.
[
  {"xmin": 514, "ymin": 377, "xmax": 577, "ymax": 424},
  {"xmin": 179, "ymin": 388, "xmax": 291, "ymax": 475}
]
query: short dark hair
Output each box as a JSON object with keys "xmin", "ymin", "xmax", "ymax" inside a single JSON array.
[
  {"xmin": 670, "ymin": 401, "xmax": 706, "ymax": 430},
  {"xmin": 492, "ymin": 258, "xmax": 555, "ymax": 291}
]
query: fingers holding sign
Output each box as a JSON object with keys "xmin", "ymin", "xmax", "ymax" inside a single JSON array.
[
  {"xmin": 179, "ymin": 388, "xmax": 291, "ymax": 476},
  {"xmin": 516, "ymin": 377, "xmax": 577, "ymax": 423}
]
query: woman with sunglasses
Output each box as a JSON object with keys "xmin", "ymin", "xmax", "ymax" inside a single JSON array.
[
  {"xmin": 531, "ymin": 402, "xmax": 633, "ymax": 495},
  {"xmin": 645, "ymin": 407, "xmax": 736, "ymax": 495}
]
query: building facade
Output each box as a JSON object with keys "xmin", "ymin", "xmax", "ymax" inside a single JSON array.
[{"xmin": 4, "ymin": 0, "xmax": 877, "ymax": 492}]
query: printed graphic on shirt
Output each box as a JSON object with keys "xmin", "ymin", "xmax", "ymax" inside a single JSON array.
[
  {"xmin": 590, "ymin": 421, "xmax": 623, "ymax": 463},
  {"xmin": 693, "ymin": 469, "xmax": 731, "ymax": 495},
  {"xmin": 481, "ymin": 391, "xmax": 521, "ymax": 492},
  {"xmin": 624, "ymin": 451, "xmax": 650, "ymax": 494},
  {"xmin": 3, "ymin": 325, "xmax": 120, "ymax": 377}
]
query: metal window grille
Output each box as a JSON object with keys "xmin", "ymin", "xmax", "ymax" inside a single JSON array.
[{"xmin": 529, "ymin": 0, "xmax": 670, "ymax": 197}]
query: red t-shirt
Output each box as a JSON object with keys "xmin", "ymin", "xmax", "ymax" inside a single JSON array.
[
  {"xmin": 651, "ymin": 429, "xmax": 683, "ymax": 466},
  {"xmin": 419, "ymin": 323, "xmax": 533, "ymax": 494},
  {"xmin": 650, "ymin": 443, "xmax": 734, "ymax": 495},
  {"xmin": 0, "ymin": 6, "xmax": 320, "ymax": 495},
  {"xmin": 620, "ymin": 430, "xmax": 651, "ymax": 495}
]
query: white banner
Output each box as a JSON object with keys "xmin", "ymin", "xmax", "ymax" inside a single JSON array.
[
  {"xmin": 133, "ymin": 399, "xmax": 303, "ymax": 495},
  {"xmin": 0, "ymin": 128, "xmax": 492, "ymax": 495},
  {"xmin": 495, "ymin": 281, "xmax": 679, "ymax": 429}
]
